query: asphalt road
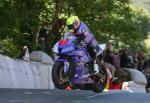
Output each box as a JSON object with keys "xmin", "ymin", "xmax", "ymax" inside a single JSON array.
[{"xmin": 0, "ymin": 89, "xmax": 150, "ymax": 103}]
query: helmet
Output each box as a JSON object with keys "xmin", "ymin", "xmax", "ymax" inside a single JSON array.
[{"xmin": 66, "ymin": 16, "xmax": 80, "ymax": 32}]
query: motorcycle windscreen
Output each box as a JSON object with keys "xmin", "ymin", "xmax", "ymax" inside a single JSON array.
[{"xmin": 58, "ymin": 40, "xmax": 75, "ymax": 54}]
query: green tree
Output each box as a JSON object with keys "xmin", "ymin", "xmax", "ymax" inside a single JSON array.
[{"xmin": 0, "ymin": 0, "xmax": 150, "ymax": 57}]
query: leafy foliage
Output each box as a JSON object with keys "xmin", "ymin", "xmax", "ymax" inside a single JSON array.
[{"xmin": 0, "ymin": 0, "xmax": 150, "ymax": 57}]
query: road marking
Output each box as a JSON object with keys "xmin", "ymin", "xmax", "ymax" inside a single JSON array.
[
  {"xmin": 84, "ymin": 92, "xmax": 109, "ymax": 99},
  {"xmin": 24, "ymin": 92, "xmax": 33, "ymax": 95},
  {"xmin": 42, "ymin": 92, "xmax": 51, "ymax": 94},
  {"xmin": 8, "ymin": 100, "xmax": 25, "ymax": 103},
  {"xmin": 72, "ymin": 101, "xmax": 83, "ymax": 103},
  {"xmin": 84, "ymin": 91, "xmax": 122, "ymax": 99}
]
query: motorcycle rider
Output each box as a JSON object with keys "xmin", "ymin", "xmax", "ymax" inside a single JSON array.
[{"xmin": 65, "ymin": 16, "xmax": 99, "ymax": 74}]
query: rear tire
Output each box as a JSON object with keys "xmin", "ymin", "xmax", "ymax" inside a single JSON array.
[{"xmin": 92, "ymin": 64, "xmax": 107, "ymax": 93}]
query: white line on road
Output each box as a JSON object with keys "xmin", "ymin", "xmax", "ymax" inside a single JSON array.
[
  {"xmin": 72, "ymin": 101, "xmax": 83, "ymax": 103},
  {"xmin": 84, "ymin": 92, "xmax": 110, "ymax": 99},
  {"xmin": 84, "ymin": 91, "xmax": 123, "ymax": 99}
]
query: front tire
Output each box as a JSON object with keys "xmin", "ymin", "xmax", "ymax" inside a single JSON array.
[{"xmin": 52, "ymin": 61, "xmax": 74, "ymax": 89}]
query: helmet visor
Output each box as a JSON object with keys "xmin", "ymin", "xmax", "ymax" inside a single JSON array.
[
  {"xmin": 67, "ymin": 24, "xmax": 74, "ymax": 32},
  {"xmin": 67, "ymin": 24, "xmax": 74, "ymax": 30}
]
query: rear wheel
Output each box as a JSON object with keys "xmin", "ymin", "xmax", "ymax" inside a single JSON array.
[
  {"xmin": 52, "ymin": 61, "xmax": 74, "ymax": 89},
  {"xmin": 91, "ymin": 64, "xmax": 107, "ymax": 93}
]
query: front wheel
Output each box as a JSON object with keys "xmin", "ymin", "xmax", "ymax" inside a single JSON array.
[{"xmin": 52, "ymin": 61, "xmax": 74, "ymax": 89}]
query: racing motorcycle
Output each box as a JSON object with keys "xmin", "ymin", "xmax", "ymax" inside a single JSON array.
[{"xmin": 52, "ymin": 35, "xmax": 108, "ymax": 93}]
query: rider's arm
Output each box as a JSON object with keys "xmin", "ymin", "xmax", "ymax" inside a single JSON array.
[{"xmin": 83, "ymin": 29, "xmax": 94, "ymax": 44}]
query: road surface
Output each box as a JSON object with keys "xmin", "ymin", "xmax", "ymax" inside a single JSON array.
[{"xmin": 0, "ymin": 89, "xmax": 149, "ymax": 103}]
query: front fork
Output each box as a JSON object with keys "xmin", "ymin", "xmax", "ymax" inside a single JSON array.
[
  {"xmin": 64, "ymin": 62, "xmax": 70, "ymax": 75},
  {"xmin": 56, "ymin": 59, "xmax": 70, "ymax": 75}
]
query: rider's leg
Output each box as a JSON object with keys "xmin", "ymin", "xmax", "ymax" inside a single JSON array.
[
  {"xmin": 87, "ymin": 38, "xmax": 98, "ymax": 74},
  {"xmin": 87, "ymin": 46, "xmax": 96, "ymax": 74}
]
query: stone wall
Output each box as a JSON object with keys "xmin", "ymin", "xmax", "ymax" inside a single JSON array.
[{"xmin": 0, "ymin": 53, "xmax": 54, "ymax": 89}]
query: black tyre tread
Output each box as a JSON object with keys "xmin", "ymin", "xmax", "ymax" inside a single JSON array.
[
  {"xmin": 92, "ymin": 64, "xmax": 107, "ymax": 93},
  {"xmin": 52, "ymin": 61, "xmax": 67, "ymax": 89}
]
